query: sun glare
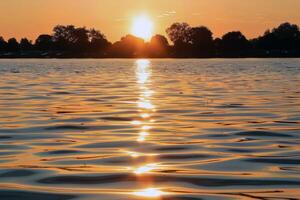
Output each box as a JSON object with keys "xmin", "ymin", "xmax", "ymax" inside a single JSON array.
[
  {"xmin": 133, "ymin": 188, "xmax": 166, "ymax": 198},
  {"xmin": 131, "ymin": 15, "xmax": 154, "ymax": 41}
]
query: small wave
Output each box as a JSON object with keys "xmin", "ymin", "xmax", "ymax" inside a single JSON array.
[
  {"xmin": 234, "ymin": 131, "xmax": 293, "ymax": 138},
  {"xmin": 0, "ymin": 189, "xmax": 76, "ymax": 200},
  {"xmin": 245, "ymin": 158, "xmax": 300, "ymax": 165},
  {"xmin": 37, "ymin": 173, "xmax": 300, "ymax": 187},
  {"xmin": 45, "ymin": 125, "xmax": 89, "ymax": 131},
  {"xmin": 0, "ymin": 169, "xmax": 36, "ymax": 178}
]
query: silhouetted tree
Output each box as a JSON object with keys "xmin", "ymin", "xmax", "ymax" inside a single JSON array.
[
  {"xmin": 1, "ymin": 22, "xmax": 300, "ymax": 58},
  {"xmin": 89, "ymin": 28, "xmax": 111, "ymax": 54},
  {"xmin": 109, "ymin": 35, "xmax": 145, "ymax": 57},
  {"xmin": 20, "ymin": 38, "xmax": 33, "ymax": 51},
  {"xmin": 70, "ymin": 27, "xmax": 90, "ymax": 52},
  {"xmin": 166, "ymin": 23, "xmax": 191, "ymax": 44},
  {"xmin": 35, "ymin": 34, "xmax": 54, "ymax": 51},
  {"xmin": 148, "ymin": 34, "xmax": 170, "ymax": 57},
  {"xmin": 7, "ymin": 38, "xmax": 20, "ymax": 52},
  {"xmin": 190, "ymin": 26, "xmax": 214, "ymax": 57},
  {"xmin": 219, "ymin": 31, "xmax": 249, "ymax": 56},
  {"xmin": 257, "ymin": 22, "xmax": 300, "ymax": 51},
  {"xmin": 52, "ymin": 25, "xmax": 110, "ymax": 56},
  {"xmin": 166, "ymin": 23, "xmax": 215, "ymax": 57},
  {"xmin": 0, "ymin": 37, "xmax": 7, "ymax": 52},
  {"xmin": 213, "ymin": 37, "xmax": 222, "ymax": 55},
  {"xmin": 52, "ymin": 25, "xmax": 75, "ymax": 51},
  {"xmin": 166, "ymin": 23, "xmax": 192, "ymax": 57}
]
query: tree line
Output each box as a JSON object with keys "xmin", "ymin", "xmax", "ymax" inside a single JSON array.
[{"xmin": 0, "ymin": 22, "xmax": 300, "ymax": 58}]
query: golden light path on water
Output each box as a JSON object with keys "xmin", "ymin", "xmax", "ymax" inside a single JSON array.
[
  {"xmin": 0, "ymin": 59, "xmax": 299, "ymax": 199},
  {"xmin": 135, "ymin": 59, "xmax": 156, "ymax": 144},
  {"xmin": 130, "ymin": 59, "xmax": 166, "ymax": 198},
  {"xmin": 133, "ymin": 188, "xmax": 166, "ymax": 198}
]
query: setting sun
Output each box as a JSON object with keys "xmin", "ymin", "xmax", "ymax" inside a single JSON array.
[
  {"xmin": 0, "ymin": 1, "xmax": 300, "ymax": 200},
  {"xmin": 131, "ymin": 15, "xmax": 154, "ymax": 41}
]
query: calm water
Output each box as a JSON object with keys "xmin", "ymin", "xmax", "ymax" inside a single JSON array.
[{"xmin": 0, "ymin": 59, "xmax": 300, "ymax": 200}]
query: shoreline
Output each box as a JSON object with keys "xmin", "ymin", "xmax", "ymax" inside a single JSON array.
[{"xmin": 1, "ymin": 56, "xmax": 300, "ymax": 59}]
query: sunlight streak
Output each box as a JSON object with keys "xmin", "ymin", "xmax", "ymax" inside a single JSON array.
[
  {"xmin": 131, "ymin": 120, "xmax": 142, "ymax": 125},
  {"xmin": 137, "ymin": 131, "xmax": 149, "ymax": 142},
  {"xmin": 135, "ymin": 59, "xmax": 155, "ymax": 143},
  {"xmin": 141, "ymin": 113, "xmax": 151, "ymax": 118},
  {"xmin": 134, "ymin": 163, "xmax": 158, "ymax": 175},
  {"xmin": 133, "ymin": 188, "xmax": 166, "ymax": 198}
]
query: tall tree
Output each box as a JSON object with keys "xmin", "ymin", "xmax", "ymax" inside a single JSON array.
[
  {"xmin": 89, "ymin": 28, "xmax": 111, "ymax": 53},
  {"xmin": 0, "ymin": 37, "xmax": 7, "ymax": 52},
  {"xmin": 148, "ymin": 34, "xmax": 170, "ymax": 57},
  {"xmin": 109, "ymin": 35, "xmax": 145, "ymax": 57},
  {"xmin": 166, "ymin": 23, "xmax": 192, "ymax": 57},
  {"xmin": 35, "ymin": 34, "xmax": 54, "ymax": 51},
  {"xmin": 257, "ymin": 22, "xmax": 300, "ymax": 50},
  {"xmin": 52, "ymin": 25, "xmax": 109, "ymax": 54},
  {"xmin": 190, "ymin": 26, "xmax": 214, "ymax": 57},
  {"xmin": 219, "ymin": 31, "xmax": 249, "ymax": 55},
  {"xmin": 20, "ymin": 38, "xmax": 33, "ymax": 51},
  {"xmin": 166, "ymin": 22, "xmax": 191, "ymax": 45},
  {"xmin": 69, "ymin": 27, "xmax": 89, "ymax": 52},
  {"xmin": 7, "ymin": 38, "xmax": 20, "ymax": 52},
  {"xmin": 52, "ymin": 25, "xmax": 76, "ymax": 51}
]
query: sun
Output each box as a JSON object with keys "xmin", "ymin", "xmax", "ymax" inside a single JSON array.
[{"xmin": 131, "ymin": 15, "xmax": 154, "ymax": 41}]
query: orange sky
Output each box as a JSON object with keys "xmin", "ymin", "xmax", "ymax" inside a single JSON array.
[{"xmin": 0, "ymin": 0, "xmax": 300, "ymax": 42}]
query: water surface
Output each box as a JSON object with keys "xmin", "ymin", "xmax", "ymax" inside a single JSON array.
[{"xmin": 0, "ymin": 59, "xmax": 300, "ymax": 199}]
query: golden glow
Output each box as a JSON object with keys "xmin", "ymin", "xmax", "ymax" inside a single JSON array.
[
  {"xmin": 135, "ymin": 59, "xmax": 155, "ymax": 143},
  {"xmin": 136, "ymin": 60, "xmax": 151, "ymax": 84},
  {"xmin": 142, "ymin": 125, "xmax": 151, "ymax": 130},
  {"xmin": 136, "ymin": 59, "xmax": 155, "ymax": 111},
  {"xmin": 126, "ymin": 151, "xmax": 142, "ymax": 158},
  {"xmin": 133, "ymin": 188, "xmax": 165, "ymax": 198},
  {"xmin": 134, "ymin": 163, "xmax": 158, "ymax": 174},
  {"xmin": 141, "ymin": 113, "xmax": 150, "ymax": 118},
  {"xmin": 1, "ymin": 1, "xmax": 300, "ymax": 41},
  {"xmin": 138, "ymin": 100, "xmax": 155, "ymax": 110},
  {"xmin": 134, "ymin": 60, "xmax": 153, "ymax": 143},
  {"xmin": 131, "ymin": 120, "xmax": 142, "ymax": 125},
  {"xmin": 126, "ymin": 151, "xmax": 158, "ymax": 158},
  {"xmin": 131, "ymin": 60, "xmax": 163, "ymax": 199},
  {"xmin": 137, "ymin": 131, "xmax": 149, "ymax": 142},
  {"xmin": 131, "ymin": 15, "xmax": 154, "ymax": 41},
  {"xmin": 141, "ymin": 90, "xmax": 154, "ymax": 98},
  {"xmin": 137, "ymin": 137, "xmax": 145, "ymax": 142},
  {"xmin": 136, "ymin": 59, "xmax": 150, "ymax": 65}
]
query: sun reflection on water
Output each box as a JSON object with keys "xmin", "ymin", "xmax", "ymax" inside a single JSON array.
[
  {"xmin": 133, "ymin": 188, "xmax": 166, "ymax": 198},
  {"xmin": 134, "ymin": 59, "xmax": 155, "ymax": 144},
  {"xmin": 141, "ymin": 113, "xmax": 151, "ymax": 118},
  {"xmin": 137, "ymin": 131, "xmax": 149, "ymax": 142},
  {"xmin": 134, "ymin": 163, "xmax": 158, "ymax": 175},
  {"xmin": 136, "ymin": 59, "xmax": 151, "ymax": 84},
  {"xmin": 138, "ymin": 100, "xmax": 155, "ymax": 110},
  {"xmin": 131, "ymin": 120, "xmax": 142, "ymax": 125},
  {"xmin": 126, "ymin": 151, "xmax": 142, "ymax": 158},
  {"xmin": 131, "ymin": 60, "xmax": 164, "ymax": 198}
]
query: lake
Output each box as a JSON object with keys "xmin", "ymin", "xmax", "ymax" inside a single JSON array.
[{"xmin": 0, "ymin": 59, "xmax": 299, "ymax": 199}]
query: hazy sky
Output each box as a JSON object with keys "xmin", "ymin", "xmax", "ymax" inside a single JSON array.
[{"xmin": 1, "ymin": 0, "xmax": 300, "ymax": 42}]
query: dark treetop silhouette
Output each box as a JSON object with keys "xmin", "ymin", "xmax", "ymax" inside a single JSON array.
[{"xmin": 0, "ymin": 22, "xmax": 300, "ymax": 58}]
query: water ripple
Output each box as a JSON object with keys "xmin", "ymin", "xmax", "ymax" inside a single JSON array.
[{"xmin": 0, "ymin": 59, "xmax": 299, "ymax": 199}]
